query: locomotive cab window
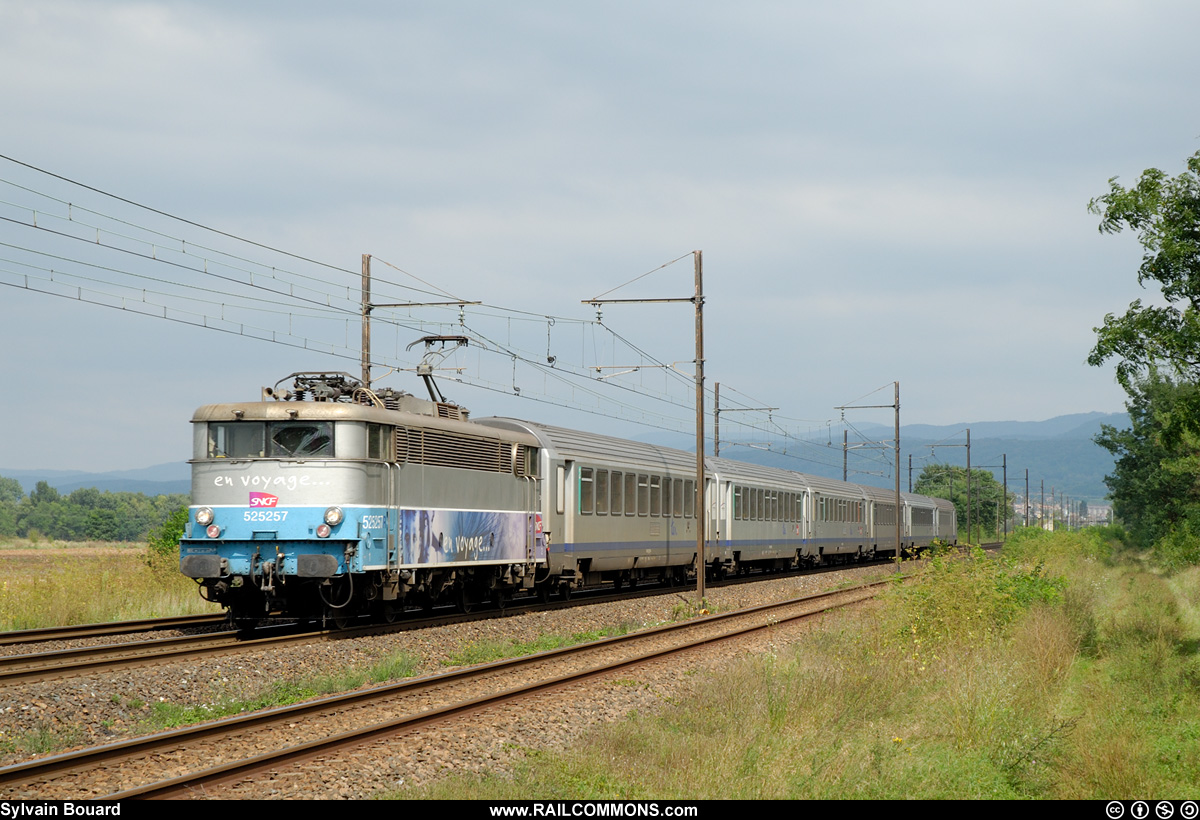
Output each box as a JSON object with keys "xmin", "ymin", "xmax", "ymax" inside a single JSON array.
[
  {"xmin": 208, "ymin": 422, "xmax": 265, "ymax": 459},
  {"xmin": 207, "ymin": 421, "xmax": 333, "ymax": 459},
  {"xmin": 269, "ymin": 422, "xmax": 333, "ymax": 457}
]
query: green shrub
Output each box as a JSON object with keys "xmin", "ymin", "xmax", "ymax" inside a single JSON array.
[
  {"xmin": 146, "ymin": 505, "xmax": 188, "ymax": 571},
  {"xmin": 1151, "ymin": 519, "xmax": 1200, "ymax": 573},
  {"xmin": 893, "ymin": 546, "xmax": 1065, "ymax": 651}
]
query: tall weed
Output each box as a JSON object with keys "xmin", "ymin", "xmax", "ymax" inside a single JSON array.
[{"xmin": 0, "ymin": 547, "xmax": 217, "ymax": 630}]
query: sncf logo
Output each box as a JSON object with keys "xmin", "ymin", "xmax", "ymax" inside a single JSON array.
[{"xmin": 249, "ymin": 492, "xmax": 279, "ymax": 507}]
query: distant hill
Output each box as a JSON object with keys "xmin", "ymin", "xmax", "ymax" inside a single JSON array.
[
  {"xmin": 0, "ymin": 463, "xmax": 190, "ymax": 497},
  {"xmin": 859, "ymin": 412, "xmax": 1128, "ymax": 442},
  {"xmin": 635, "ymin": 412, "xmax": 1128, "ymax": 504}
]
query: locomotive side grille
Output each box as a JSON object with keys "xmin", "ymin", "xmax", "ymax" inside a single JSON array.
[{"xmin": 394, "ymin": 426, "xmax": 512, "ymax": 473}]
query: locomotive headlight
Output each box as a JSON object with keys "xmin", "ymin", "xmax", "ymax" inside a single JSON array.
[
  {"xmin": 196, "ymin": 507, "xmax": 214, "ymax": 526},
  {"xmin": 323, "ymin": 507, "xmax": 344, "ymax": 526},
  {"xmin": 316, "ymin": 523, "xmax": 332, "ymax": 538},
  {"xmin": 206, "ymin": 524, "xmax": 222, "ymax": 539}
]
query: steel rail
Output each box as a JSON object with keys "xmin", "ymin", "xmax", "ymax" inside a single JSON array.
[{"xmin": 0, "ymin": 614, "xmax": 226, "ymax": 647}]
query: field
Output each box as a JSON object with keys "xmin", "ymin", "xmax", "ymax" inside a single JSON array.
[
  {"xmin": 0, "ymin": 539, "xmax": 221, "ymax": 631},
  {"xmin": 3, "ymin": 531, "xmax": 1197, "ymax": 799},
  {"xmin": 400, "ymin": 529, "xmax": 1200, "ymax": 800}
]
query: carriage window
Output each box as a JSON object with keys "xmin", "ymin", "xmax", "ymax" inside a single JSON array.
[
  {"xmin": 684, "ymin": 480, "xmax": 695, "ymax": 519},
  {"xmin": 673, "ymin": 479, "xmax": 684, "ymax": 518},
  {"xmin": 580, "ymin": 468, "xmax": 594, "ymax": 515},
  {"xmin": 663, "ymin": 478, "xmax": 672, "ymax": 517},
  {"xmin": 625, "ymin": 473, "xmax": 638, "ymax": 516},
  {"xmin": 650, "ymin": 476, "xmax": 661, "ymax": 517},
  {"xmin": 595, "ymin": 470, "xmax": 609, "ymax": 515},
  {"xmin": 611, "ymin": 471, "xmax": 623, "ymax": 515}
]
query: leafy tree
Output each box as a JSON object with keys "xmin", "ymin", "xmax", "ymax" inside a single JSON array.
[
  {"xmin": 29, "ymin": 481, "xmax": 59, "ymax": 507},
  {"xmin": 914, "ymin": 464, "xmax": 1014, "ymax": 541},
  {"xmin": 1090, "ymin": 150, "xmax": 1200, "ymax": 566},
  {"xmin": 1088, "ymin": 149, "xmax": 1200, "ymax": 392},
  {"xmin": 0, "ymin": 476, "xmax": 23, "ymax": 504},
  {"xmin": 1095, "ymin": 373, "xmax": 1200, "ymax": 548}
]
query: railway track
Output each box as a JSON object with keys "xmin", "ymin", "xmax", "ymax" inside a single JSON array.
[
  {"xmin": 0, "ymin": 614, "xmax": 227, "ymax": 647},
  {"xmin": 0, "ymin": 551, "xmax": 917, "ymax": 687},
  {"xmin": 0, "ymin": 577, "xmax": 889, "ymax": 800}
]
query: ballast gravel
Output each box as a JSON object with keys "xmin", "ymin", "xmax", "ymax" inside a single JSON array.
[{"xmin": 0, "ymin": 565, "xmax": 895, "ymax": 799}]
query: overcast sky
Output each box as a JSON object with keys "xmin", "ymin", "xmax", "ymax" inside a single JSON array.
[{"xmin": 2, "ymin": 1, "xmax": 1198, "ymax": 473}]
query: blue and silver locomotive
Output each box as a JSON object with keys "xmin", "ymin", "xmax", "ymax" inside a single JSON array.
[{"xmin": 180, "ymin": 372, "xmax": 546, "ymax": 627}]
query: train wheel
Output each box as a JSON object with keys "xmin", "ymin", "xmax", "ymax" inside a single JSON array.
[
  {"xmin": 232, "ymin": 617, "xmax": 260, "ymax": 634},
  {"xmin": 536, "ymin": 583, "xmax": 551, "ymax": 604},
  {"xmin": 330, "ymin": 607, "xmax": 354, "ymax": 630},
  {"xmin": 456, "ymin": 587, "xmax": 474, "ymax": 614},
  {"xmin": 559, "ymin": 582, "xmax": 572, "ymax": 601},
  {"xmin": 491, "ymin": 590, "xmax": 507, "ymax": 611},
  {"xmin": 381, "ymin": 602, "xmax": 399, "ymax": 624}
]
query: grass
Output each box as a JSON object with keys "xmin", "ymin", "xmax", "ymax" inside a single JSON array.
[
  {"xmin": 0, "ymin": 650, "xmax": 424, "ymax": 757},
  {"xmin": 0, "ymin": 538, "xmax": 220, "ymax": 631},
  {"xmin": 142, "ymin": 650, "xmax": 422, "ymax": 730},
  {"xmin": 0, "ymin": 722, "xmax": 84, "ymax": 759},
  {"xmin": 444, "ymin": 626, "xmax": 635, "ymax": 666},
  {"xmin": 394, "ymin": 529, "xmax": 1200, "ymax": 800}
]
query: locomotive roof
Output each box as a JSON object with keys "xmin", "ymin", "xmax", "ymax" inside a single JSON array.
[{"xmin": 190, "ymin": 402, "xmax": 541, "ymax": 445}]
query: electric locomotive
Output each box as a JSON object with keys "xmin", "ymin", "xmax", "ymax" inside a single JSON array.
[{"xmin": 179, "ymin": 372, "xmax": 546, "ymax": 627}]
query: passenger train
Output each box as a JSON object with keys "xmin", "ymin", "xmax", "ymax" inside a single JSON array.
[{"xmin": 179, "ymin": 372, "xmax": 957, "ymax": 626}]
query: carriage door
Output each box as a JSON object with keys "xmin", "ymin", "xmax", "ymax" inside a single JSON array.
[
  {"xmin": 705, "ymin": 479, "xmax": 717, "ymax": 548},
  {"xmin": 558, "ymin": 460, "xmax": 574, "ymax": 547}
]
